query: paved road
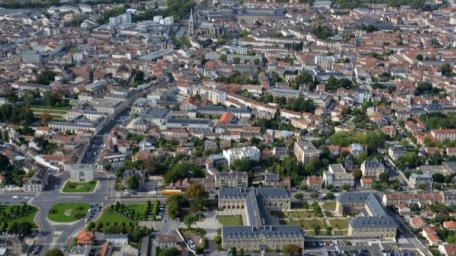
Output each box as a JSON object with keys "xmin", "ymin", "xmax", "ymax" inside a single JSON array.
[
  {"xmin": 390, "ymin": 213, "xmax": 432, "ymax": 256},
  {"xmin": 29, "ymin": 81, "xmax": 172, "ymax": 254},
  {"xmin": 29, "ymin": 175, "xmax": 116, "ymax": 254}
]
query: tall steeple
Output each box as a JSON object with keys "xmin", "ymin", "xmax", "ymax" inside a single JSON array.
[{"xmin": 188, "ymin": 8, "xmax": 195, "ymax": 36}]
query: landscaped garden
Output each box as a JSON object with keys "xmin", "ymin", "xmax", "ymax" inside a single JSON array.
[
  {"xmin": 0, "ymin": 204, "xmax": 37, "ymax": 235},
  {"xmin": 62, "ymin": 181, "xmax": 97, "ymax": 193},
  {"xmin": 88, "ymin": 202, "xmax": 152, "ymax": 244},
  {"xmin": 48, "ymin": 203, "xmax": 90, "ymax": 222},
  {"xmin": 29, "ymin": 104, "xmax": 71, "ymax": 121},
  {"xmin": 322, "ymin": 201, "xmax": 337, "ymax": 212},
  {"xmin": 96, "ymin": 202, "xmax": 150, "ymax": 225}
]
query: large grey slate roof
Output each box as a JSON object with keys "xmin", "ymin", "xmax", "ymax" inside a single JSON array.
[
  {"xmin": 218, "ymin": 187, "xmax": 290, "ymax": 200},
  {"xmin": 349, "ymin": 216, "xmax": 397, "ymax": 229},
  {"xmin": 222, "ymin": 225, "xmax": 304, "ymax": 239}
]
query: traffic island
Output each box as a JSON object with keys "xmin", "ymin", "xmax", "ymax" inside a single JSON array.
[{"xmin": 48, "ymin": 203, "xmax": 90, "ymax": 223}]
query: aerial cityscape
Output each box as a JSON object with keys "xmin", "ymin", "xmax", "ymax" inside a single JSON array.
[{"xmin": 0, "ymin": 0, "xmax": 455, "ymax": 255}]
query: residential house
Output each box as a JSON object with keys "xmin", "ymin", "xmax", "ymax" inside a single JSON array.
[
  {"xmin": 361, "ymin": 158, "xmax": 385, "ymax": 178},
  {"xmin": 409, "ymin": 173, "xmax": 433, "ymax": 189},
  {"xmin": 307, "ymin": 176, "xmax": 323, "ymax": 191},
  {"xmin": 422, "ymin": 226, "xmax": 441, "ymax": 246}
]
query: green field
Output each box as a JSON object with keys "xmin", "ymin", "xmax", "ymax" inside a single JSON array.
[
  {"xmin": 322, "ymin": 201, "xmax": 337, "ymax": 212},
  {"xmin": 287, "ymin": 210, "xmax": 318, "ymax": 219},
  {"xmin": 291, "ymin": 218, "xmax": 326, "ymax": 230},
  {"xmin": 217, "ymin": 215, "xmax": 243, "ymax": 226},
  {"xmin": 329, "ymin": 218, "xmax": 349, "ymax": 229},
  {"xmin": 0, "ymin": 204, "xmax": 37, "ymax": 226},
  {"xmin": 48, "ymin": 203, "xmax": 90, "ymax": 222},
  {"xmin": 97, "ymin": 203, "xmax": 148, "ymax": 225},
  {"xmin": 62, "ymin": 181, "xmax": 97, "ymax": 193},
  {"xmin": 30, "ymin": 105, "xmax": 71, "ymax": 120}
]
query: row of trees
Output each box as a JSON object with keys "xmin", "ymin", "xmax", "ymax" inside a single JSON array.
[
  {"xmin": 0, "ymin": 154, "xmax": 26, "ymax": 186},
  {"xmin": 415, "ymin": 82, "xmax": 441, "ymax": 96},
  {"xmin": 107, "ymin": 202, "xmax": 146, "ymax": 221},
  {"xmin": 335, "ymin": 0, "xmax": 425, "ymax": 9},
  {"xmin": 421, "ymin": 113, "xmax": 456, "ymax": 130},
  {"xmin": 0, "ymin": 104, "xmax": 35, "ymax": 126},
  {"xmin": 0, "ymin": 204, "xmax": 35, "ymax": 236},
  {"xmin": 325, "ymin": 76, "xmax": 354, "ymax": 91},
  {"xmin": 167, "ymin": 183, "xmax": 208, "ymax": 228},
  {"xmin": 97, "ymin": 6, "xmax": 127, "ymax": 24},
  {"xmin": 134, "ymin": 0, "xmax": 194, "ymax": 22},
  {"xmin": 329, "ymin": 130, "xmax": 386, "ymax": 154},
  {"xmin": 88, "ymin": 220, "xmax": 150, "ymax": 243},
  {"xmin": 0, "ymin": 221, "xmax": 33, "ymax": 236},
  {"xmin": 216, "ymin": 71, "xmax": 259, "ymax": 85}
]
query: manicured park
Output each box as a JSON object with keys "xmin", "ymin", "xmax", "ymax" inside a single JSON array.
[
  {"xmin": 217, "ymin": 215, "xmax": 243, "ymax": 226},
  {"xmin": 0, "ymin": 204, "xmax": 37, "ymax": 226},
  {"xmin": 62, "ymin": 181, "xmax": 97, "ymax": 193},
  {"xmin": 29, "ymin": 105, "xmax": 70, "ymax": 121},
  {"xmin": 48, "ymin": 203, "xmax": 90, "ymax": 222},
  {"xmin": 96, "ymin": 202, "xmax": 148, "ymax": 226}
]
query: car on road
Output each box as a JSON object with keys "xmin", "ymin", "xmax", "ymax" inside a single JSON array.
[
  {"xmin": 31, "ymin": 245, "xmax": 42, "ymax": 255},
  {"xmin": 12, "ymin": 195, "xmax": 18, "ymax": 199}
]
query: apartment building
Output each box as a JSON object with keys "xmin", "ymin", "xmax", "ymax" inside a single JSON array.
[
  {"xmin": 294, "ymin": 141, "xmax": 320, "ymax": 164},
  {"xmin": 223, "ymin": 146, "xmax": 260, "ymax": 166},
  {"xmin": 323, "ymin": 164, "xmax": 354, "ymax": 188},
  {"xmin": 214, "ymin": 171, "xmax": 248, "ymax": 188},
  {"xmin": 431, "ymin": 129, "xmax": 456, "ymax": 141}
]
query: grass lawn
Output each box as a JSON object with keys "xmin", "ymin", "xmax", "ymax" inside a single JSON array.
[
  {"xmin": 294, "ymin": 218, "xmax": 326, "ymax": 230},
  {"xmin": 329, "ymin": 218, "xmax": 349, "ymax": 229},
  {"xmin": 96, "ymin": 203, "xmax": 147, "ymax": 225},
  {"xmin": 333, "ymin": 229, "xmax": 348, "ymax": 235},
  {"xmin": 0, "ymin": 205, "xmax": 37, "ymax": 226},
  {"xmin": 62, "ymin": 181, "xmax": 97, "ymax": 193},
  {"xmin": 287, "ymin": 210, "xmax": 317, "ymax": 219},
  {"xmin": 322, "ymin": 201, "xmax": 337, "ymax": 212},
  {"xmin": 48, "ymin": 203, "xmax": 90, "ymax": 222},
  {"xmin": 97, "ymin": 211, "xmax": 136, "ymax": 225},
  {"xmin": 217, "ymin": 215, "xmax": 243, "ymax": 226},
  {"xmin": 30, "ymin": 105, "xmax": 71, "ymax": 120}
]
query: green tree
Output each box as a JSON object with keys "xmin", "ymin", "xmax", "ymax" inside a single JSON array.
[
  {"xmin": 441, "ymin": 63, "xmax": 454, "ymax": 77},
  {"xmin": 46, "ymin": 248, "xmax": 64, "ymax": 256},
  {"xmin": 341, "ymin": 184, "xmax": 350, "ymax": 191},
  {"xmin": 352, "ymin": 169, "xmax": 362, "ymax": 180},
  {"xmin": 230, "ymin": 158, "xmax": 254, "ymax": 172},
  {"xmin": 186, "ymin": 183, "xmax": 207, "ymax": 199},
  {"xmin": 283, "ymin": 244, "xmax": 303, "ymax": 255},
  {"xmin": 183, "ymin": 213, "xmax": 199, "ymax": 229},
  {"xmin": 326, "ymin": 192, "xmax": 335, "ymax": 200},
  {"xmin": 127, "ymin": 175, "xmax": 140, "ymax": 190},
  {"xmin": 312, "ymin": 25, "xmax": 334, "ymax": 40},
  {"xmin": 379, "ymin": 172, "xmax": 390, "ymax": 183},
  {"xmin": 158, "ymin": 247, "xmax": 180, "ymax": 256},
  {"xmin": 312, "ymin": 224, "xmax": 321, "ymax": 235},
  {"xmin": 34, "ymin": 70, "xmax": 56, "ymax": 85},
  {"xmin": 432, "ymin": 173, "xmax": 445, "ymax": 183}
]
